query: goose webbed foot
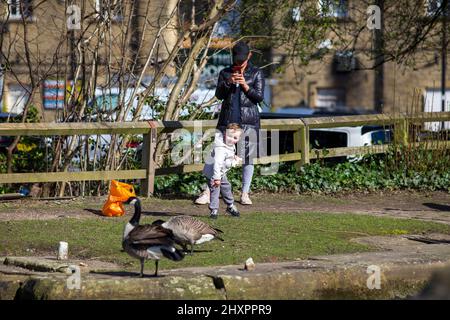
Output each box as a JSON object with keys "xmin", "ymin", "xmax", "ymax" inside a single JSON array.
[
  {"xmin": 139, "ymin": 258, "xmax": 145, "ymax": 278},
  {"xmin": 154, "ymin": 260, "xmax": 159, "ymax": 277}
]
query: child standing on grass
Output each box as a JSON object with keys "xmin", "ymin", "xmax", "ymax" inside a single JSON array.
[{"xmin": 203, "ymin": 123, "xmax": 243, "ymax": 219}]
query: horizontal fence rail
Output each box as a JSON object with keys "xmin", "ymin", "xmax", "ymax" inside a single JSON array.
[{"xmin": 1, "ymin": 112, "xmax": 449, "ymax": 196}]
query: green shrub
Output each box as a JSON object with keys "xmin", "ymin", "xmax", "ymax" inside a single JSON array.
[
  {"xmin": 153, "ymin": 147, "xmax": 450, "ymax": 196},
  {"xmin": 0, "ymin": 105, "xmax": 49, "ymax": 194}
]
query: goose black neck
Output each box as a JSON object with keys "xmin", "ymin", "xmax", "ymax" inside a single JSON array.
[{"xmin": 129, "ymin": 199, "xmax": 142, "ymax": 226}]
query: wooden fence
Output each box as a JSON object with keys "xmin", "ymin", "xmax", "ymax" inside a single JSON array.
[{"xmin": 1, "ymin": 112, "xmax": 450, "ymax": 196}]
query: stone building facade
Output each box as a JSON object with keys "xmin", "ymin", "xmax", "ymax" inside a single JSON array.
[
  {"xmin": 1, "ymin": 0, "xmax": 449, "ymax": 121},
  {"xmin": 0, "ymin": 0, "xmax": 178, "ymax": 121},
  {"xmin": 269, "ymin": 0, "xmax": 450, "ymax": 114}
]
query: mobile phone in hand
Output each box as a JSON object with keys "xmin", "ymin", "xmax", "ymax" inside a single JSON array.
[
  {"xmin": 232, "ymin": 66, "xmax": 242, "ymax": 74},
  {"xmin": 232, "ymin": 66, "xmax": 243, "ymax": 87}
]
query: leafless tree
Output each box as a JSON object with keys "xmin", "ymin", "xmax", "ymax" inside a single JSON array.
[{"xmin": 0, "ymin": 0, "xmax": 237, "ymax": 196}]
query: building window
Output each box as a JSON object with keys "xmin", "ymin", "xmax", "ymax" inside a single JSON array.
[
  {"xmin": 425, "ymin": 0, "xmax": 450, "ymax": 16},
  {"xmin": 291, "ymin": 7, "xmax": 301, "ymax": 22},
  {"xmin": 5, "ymin": 84, "xmax": 30, "ymax": 114},
  {"xmin": 290, "ymin": 2, "xmax": 348, "ymax": 22},
  {"xmin": 315, "ymin": 88, "xmax": 346, "ymax": 108},
  {"xmin": 334, "ymin": 50, "xmax": 356, "ymax": 72},
  {"xmin": 318, "ymin": 0, "xmax": 348, "ymax": 18},
  {"xmin": 6, "ymin": 0, "xmax": 33, "ymax": 20},
  {"xmin": 95, "ymin": 0, "xmax": 123, "ymax": 22},
  {"xmin": 424, "ymin": 89, "xmax": 450, "ymax": 131},
  {"xmin": 212, "ymin": 1, "xmax": 240, "ymax": 38}
]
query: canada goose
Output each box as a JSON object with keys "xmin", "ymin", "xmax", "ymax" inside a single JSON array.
[
  {"xmin": 122, "ymin": 197, "xmax": 184, "ymax": 277},
  {"xmin": 152, "ymin": 216, "xmax": 224, "ymax": 255}
]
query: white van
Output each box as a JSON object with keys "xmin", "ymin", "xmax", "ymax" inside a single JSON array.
[
  {"xmin": 310, "ymin": 126, "xmax": 391, "ymax": 148},
  {"xmin": 310, "ymin": 125, "xmax": 391, "ymax": 161}
]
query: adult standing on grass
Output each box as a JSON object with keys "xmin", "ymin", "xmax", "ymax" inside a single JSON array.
[{"xmin": 195, "ymin": 41, "xmax": 265, "ymax": 206}]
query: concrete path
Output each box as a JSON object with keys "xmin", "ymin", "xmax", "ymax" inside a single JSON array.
[{"xmin": 1, "ymin": 233, "xmax": 450, "ymax": 299}]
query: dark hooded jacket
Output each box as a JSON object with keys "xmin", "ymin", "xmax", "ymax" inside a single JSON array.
[{"xmin": 215, "ymin": 63, "xmax": 265, "ymax": 130}]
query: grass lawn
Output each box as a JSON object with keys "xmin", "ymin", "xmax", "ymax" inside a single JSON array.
[{"xmin": 0, "ymin": 212, "xmax": 449, "ymax": 271}]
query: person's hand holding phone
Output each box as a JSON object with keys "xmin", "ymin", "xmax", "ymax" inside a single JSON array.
[
  {"xmin": 230, "ymin": 65, "xmax": 249, "ymax": 91},
  {"xmin": 229, "ymin": 62, "xmax": 249, "ymax": 91},
  {"xmin": 228, "ymin": 66, "xmax": 242, "ymax": 86},
  {"xmin": 234, "ymin": 73, "xmax": 249, "ymax": 92}
]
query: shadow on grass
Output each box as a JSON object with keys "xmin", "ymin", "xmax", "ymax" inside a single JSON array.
[
  {"xmin": 384, "ymin": 208, "xmax": 423, "ymax": 212},
  {"xmin": 83, "ymin": 209, "xmax": 105, "ymax": 216},
  {"xmin": 405, "ymin": 235, "xmax": 450, "ymax": 244},
  {"xmin": 90, "ymin": 270, "xmax": 166, "ymax": 278},
  {"xmin": 141, "ymin": 211, "xmax": 204, "ymax": 218},
  {"xmin": 422, "ymin": 203, "xmax": 450, "ymax": 212},
  {"xmin": 182, "ymin": 249, "xmax": 213, "ymax": 254},
  {"xmin": 83, "ymin": 208, "xmax": 205, "ymax": 218},
  {"xmin": 153, "ymin": 194, "xmax": 198, "ymax": 201}
]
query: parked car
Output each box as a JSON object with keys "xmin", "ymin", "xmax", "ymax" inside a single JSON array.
[
  {"xmin": 259, "ymin": 109, "xmax": 392, "ymax": 162},
  {"xmin": 0, "ymin": 113, "xmax": 18, "ymax": 149},
  {"xmin": 309, "ymin": 126, "xmax": 391, "ymax": 162},
  {"xmin": 0, "ymin": 113, "xmax": 50, "ymax": 153},
  {"xmin": 310, "ymin": 125, "xmax": 391, "ymax": 148}
]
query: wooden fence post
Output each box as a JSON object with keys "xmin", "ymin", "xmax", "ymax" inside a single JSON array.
[
  {"xmin": 141, "ymin": 124, "xmax": 157, "ymax": 197},
  {"xmin": 394, "ymin": 117, "xmax": 409, "ymax": 146},
  {"xmin": 300, "ymin": 125, "xmax": 310, "ymax": 166},
  {"xmin": 293, "ymin": 124, "xmax": 310, "ymax": 171}
]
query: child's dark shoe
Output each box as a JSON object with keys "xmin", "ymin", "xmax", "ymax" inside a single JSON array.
[
  {"xmin": 209, "ymin": 209, "xmax": 218, "ymax": 219},
  {"xmin": 226, "ymin": 204, "xmax": 240, "ymax": 217}
]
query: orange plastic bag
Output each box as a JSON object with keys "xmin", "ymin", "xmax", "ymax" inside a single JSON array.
[
  {"xmin": 101, "ymin": 180, "xmax": 136, "ymax": 217},
  {"xmin": 102, "ymin": 195, "xmax": 126, "ymax": 217},
  {"xmin": 108, "ymin": 180, "xmax": 136, "ymax": 202}
]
